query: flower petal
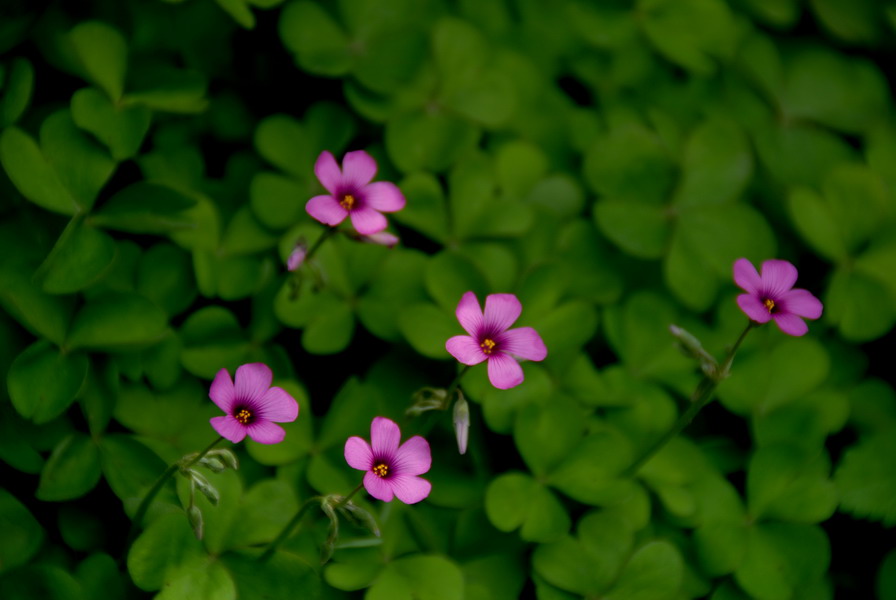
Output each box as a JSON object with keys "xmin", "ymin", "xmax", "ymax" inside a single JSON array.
[
  {"xmin": 234, "ymin": 363, "xmax": 272, "ymax": 406},
  {"xmin": 247, "ymin": 420, "xmax": 286, "ymax": 444},
  {"xmin": 773, "ymin": 313, "xmax": 809, "ymax": 336},
  {"xmin": 500, "ymin": 327, "xmax": 547, "ymax": 361},
  {"xmin": 446, "ymin": 335, "xmax": 488, "ymax": 365},
  {"xmin": 733, "ymin": 258, "xmax": 761, "ymax": 294},
  {"xmin": 390, "ymin": 475, "xmax": 432, "ymax": 504},
  {"xmin": 361, "ymin": 232, "xmax": 399, "ymax": 248},
  {"xmin": 363, "ymin": 470, "xmax": 394, "ymax": 502},
  {"xmin": 349, "ymin": 206, "xmax": 388, "ymax": 235},
  {"xmin": 211, "ymin": 415, "xmax": 247, "ymax": 443},
  {"xmin": 314, "ymin": 151, "xmax": 343, "ymax": 194},
  {"xmin": 344, "ymin": 436, "xmax": 374, "ymax": 471},
  {"xmin": 484, "ymin": 293, "xmax": 522, "ymax": 333},
  {"xmin": 342, "ymin": 150, "xmax": 378, "ymax": 188},
  {"xmin": 456, "ymin": 291, "xmax": 483, "ymax": 336},
  {"xmin": 364, "ymin": 181, "xmax": 406, "ymax": 212},
  {"xmin": 393, "ymin": 436, "xmax": 431, "ymax": 476},
  {"xmin": 370, "ymin": 416, "xmax": 401, "ymax": 459},
  {"xmin": 760, "ymin": 259, "xmax": 798, "ymax": 297},
  {"xmin": 257, "ymin": 387, "xmax": 298, "ymax": 423},
  {"xmin": 306, "ymin": 195, "xmax": 348, "ymax": 226},
  {"xmin": 780, "ymin": 288, "xmax": 823, "ymax": 319},
  {"xmin": 487, "ymin": 353, "xmax": 525, "ymax": 390},
  {"xmin": 737, "ymin": 294, "xmax": 773, "ymax": 323},
  {"xmin": 209, "ymin": 368, "xmax": 235, "ymax": 412}
]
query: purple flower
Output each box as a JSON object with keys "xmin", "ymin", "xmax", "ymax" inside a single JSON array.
[
  {"xmin": 733, "ymin": 258, "xmax": 823, "ymax": 336},
  {"xmin": 344, "ymin": 417, "xmax": 432, "ymax": 504},
  {"xmin": 306, "ymin": 150, "xmax": 406, "ymax": 236},
  {"xmin": 445, "ymin": 291, "xmax": 547, "ymax": 390},
  {"xmin": 287, "ymin": 240, "xmax": 307, "ymax": 272},
  {"xmin": 209, "ymin": 363, "xmax": 299, "ymax": 444}
]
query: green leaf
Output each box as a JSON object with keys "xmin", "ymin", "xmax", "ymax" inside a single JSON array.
[
  {"xmin": 66, "ymin": 291, "xmax": 169, "ymax": 351},
  {"xmin": 424, "ymin": 251, "xmax": 490, "ymax": 313},
  {"xmin": 0, "ymin": 57, "xmax": 34, "ymax": 127},
  {"xmin": 578, "ymin": 511, "xmax": 636, "ymax": 591},
  {"xmin": 180, "ymin": 306, "xmax": 248, "ymax": 379},
  {"xmin": 127, "ymin": 512, "xmax": 205, "ymax": 591},
  {"xmin": 399, "ymin": 302, "xmax": 460, "ymax": 360},
  {"xmin": 485, "ymin": 472, "xmax": 570, "ymax": 542},
  {"xmin": 719, "ymin": 337, "xmax": 829, "ymax": 415},
  {"xmin": 71, "ymin": 87, "xmax": 151, "ymax": 161},
  {"xmin": 254, "ymin": 114, "xmax": 311, "ymax": 180},
  {"xmin": 124, "ymin": 65, "xmax": 209, "ymax": 113},
  {"xmin": 694, "ymin": 521, "xmax": 749, "ymax": 577},
  {"xmin": 0, "ymin": 488, "xmax": 44, "ymax": 573},
  {"xmin": 37, "ymin": 219, "xmax": 116, "ymax": 294},
  {"xmin": 735, "ymin": 522, "xmax": 830, "ymax": 600},
  {"xmin": 835, "ymin": 432, "xmax": 896, "ymax": 526},
  {"xmin": 221, "ymin": 206, "xmax": 278, "ymax": 255},
  {"xmin": 747, "ymin": 445, "xmax": 837, "ymax": 523},
  {"xmin": 279, "ymin": 1, "xmax": 352, "ymax": 76},
  {"xmin": 8, "ymin": 340, "xmax": 89, "ymax": 423},
  {"xmin": 386, "ymin": 110, "xmax": 481, "ymax": 173},
  {"xmin": 68, "ymin": 21, "xmax": 128, "ymax": 101},
  {"xmin": 99, "ymin": 434, "xmax": 168, "ymax": 516},
  {"xmin": 584, "ymin": 121, "xmax": 676, "ymax": 205},
  {"xmin": 215, "ymin": 0, "xmax": 255, "ymax": 28},
  {"xmin": 786, "ymin": 187, "xmax": 848, "ymax": 262},
  {"xmin": 76, "ymin": 553, "xmax": 125, "ymax": 600},
  {"xmin": 91, "ymin": 182, "xmax": 197, "ymax": 234},
  {"xmin": 223, "ymin": 550, "xmax": 322, "ymax": 600},
  {"xmin": 674, "ymin": 116, "xmax": 752, "ymax": 207},
  {"xmin": 531, "ymin": 300, "xmax": 599, "ymax": 356},
  {"xmin": 514, "ymin": 398, "xmax": 585, "ymax": 477},
  {"xmin": 638, "ymin": 0, "xmax": 736, "ymax": 75},
  {"xmin": 593, "ymin": 201, "xmax": 670, "ymax": 259},
  {"xmin": 0, "ymin": 564, "xmax": 83, "ymax": 600},
  {"xmin": 358, "ymin": 248, "xmax": 429, "ymax": 341},
  {"xmin": 137, "ymin": 243, "xmax": 198, "ymax": 316},
  {"xmin": 0, "ymin": 258, "xmax": 75, "ymax": 347},
  {"xmin": 36, "ymin": 432, "xmax": 102, "ymax": 501},
  {"xmin": 548, "ymin": 431, "xmax": 635, "ymax": 506},
  {"xmin": 0, "ymin": 126, "xmax": 79, "ymax": 215},
  {"xmin": 824, "ymin": 266, "xmax": 896, "ymax": 342},
  {"xmin": 368, "ymin": 555, "xmax": 464, "ymax": 600},
  {"xmin": 878, "ymin": 549, "xmax": 896, "ymax": 600},
  {"xmin": 605, "ymin": 541, "xmax": 684, "ymax": 600},
  {"xmin": 302, "ymin": 298, "xmax": 354, "ymax": 354},
  {"xmin": 754, "ymin": 122, "xmax": 857, "ymax": 188},
  {"xmin": 392, "ymin": 172, "xmax": 448, "ymax": 242},
  {"xmin": 780, "ymin": 46, "xmax": 888, "ymax": 133},
  {"xmin": 249, "ymin": 172, "xmax": 307, "ymax": 229},
  {"xmin": 533, "ymin": 535, "xmax": 596, "ymax": 596}
]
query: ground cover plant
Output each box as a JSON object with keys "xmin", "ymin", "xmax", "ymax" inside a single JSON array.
[{"xmin": 2, "ymin": 0, "xmax": 896, "ymax": 598}]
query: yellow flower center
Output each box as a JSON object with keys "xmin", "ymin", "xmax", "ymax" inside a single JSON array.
[
  {"xmin": 764, "ymin": 298, "xmax": 775, "ymax": 313},
  {"xmin": 372, "ymin": 463, "xmax": 389, "ymax": 478},
  {"xmin": 235, "ymin": 408, "xmax": 252, "ymax": 424},
  {"xmin": 340, "ymin": 194, "xmax": 356, "ymax": 210},
  {"xmin": 480, "ymin": 338, "xmax": 496, "ymax": 355}
]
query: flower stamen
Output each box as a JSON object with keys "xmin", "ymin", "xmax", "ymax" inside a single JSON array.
[
  {"xmin": 764, "ymin": 298, "xmax": 776, "ymax": 313},
  {"xmin": 480, "ymin": 338, "xmax": 496, "ymax": 355},
  {"xmin": 372, "ymin": 463, "xmax": 389, "ymax": 478},
  {"xmin": 340, "ymin": 194, "xmax": 356, "ymax": 210},
  {"xmin": 235, "ymin": 408, "xmax": 253, "ymax": 424}
]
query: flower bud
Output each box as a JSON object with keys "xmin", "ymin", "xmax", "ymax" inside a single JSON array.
[
  {"xmin": 188, "ymin": 505, "xmax": 204, "ymax": 540},
  {"xmin": 669, "ymin": 324, "xmax": 717, "ymax": 377},
  {"xmin": 191, "ymin": 470, "xmax": 220, "ymax": 506},
  {"xmin": 287, "ymin": 239, "xmax": 308, "ymax": 271},
  {"xmin": 320, "ymin": 499, "xmax": 340, "ymax": 564},
  {"xmin": 359, "ymin": 232, "xmax": 399, "ymax": 248},
  {"xmin": 199, "ymin": 456, "xmax": 226, "ymax": 473},
  {"xmin": 338, "ymin": 501, "xmax": 381, "ymax": 538},
  {"xmin": 207, "ymin": 449, "xmax": 239, "ymax": 471},
  {"xmin": 406, "ymin": 387, "xmax": 449, "ymax": 416},
  {"xmin": 453, "ymin": 392, "xmax": 470, "ymax": 455}
]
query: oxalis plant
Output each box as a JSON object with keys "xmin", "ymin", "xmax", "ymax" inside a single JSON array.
[{"xmin": 1, "ymin": 2, "xmax": 895, "ymax": 600}]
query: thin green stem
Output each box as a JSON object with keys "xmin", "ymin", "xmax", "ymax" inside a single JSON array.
[
  {"xmin": 304, "ymin": 226, "xmax": 338, "ymax": 263},
  {"xmin": 446, "ymin": 366, "xmax": 470, "ymax": 399},
  {"xmin": 126, "ymin": 436, "xmax": 224, "ymax": 546},
  {"xmin": 260, "ymin": 482, "xmax": 366, "ymax": 562},
  {"xmin": 623, "ymin": 321, "xmax": 754, "ymax": 477}
]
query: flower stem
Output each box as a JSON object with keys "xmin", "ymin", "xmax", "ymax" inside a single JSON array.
[
  {"xmin": 304, "ymin": 226, "xmax": 338, "ymax": 263},
  {"xmin": 623, "ymin": 321, "xmax": 754, "ymax": 477},
  {"xmin": 446, "ymin": 366, "xmax": 470, "ymax": 399},
  {"xmin": 259, "ymin": 482, "xmax": 365, "ymax": 562},
  {"xmin": 126, "ymin": 436, "xmax": 224, "ymax": 546}
]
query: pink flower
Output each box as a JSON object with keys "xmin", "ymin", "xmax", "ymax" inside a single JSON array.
[
  {"xmin": 344, "ymin": 417, "xmax": 432, "ymax": 504},
  {"xmin": 445, "ymin": 292, "xmax": 547, "ymax": 390},
  {"xmin": 733, "ymin": 258, "xmax": 823, "ymax": 336},
  {"xmin": 306, "ymin": 150, "xmax": 406, "ymax": 235},
  {"xmin": 209, "ymin": 363, "xmax": 299, "ymax": 444}
]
